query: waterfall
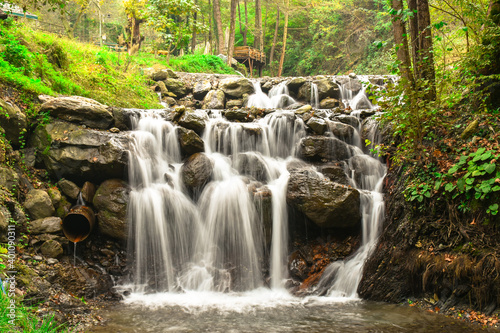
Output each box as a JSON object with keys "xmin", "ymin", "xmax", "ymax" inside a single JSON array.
[
  {"xmin": 338, "ymin": 76, "xmax": 373, "ymax": 110},
  {"xmin": 316, "ymin": 120, "xmax": 386, "ymax": 298},
  {"xmin": 247, "ymin": 81, "xmax": 295, "ymax": 109},
  {"xmin": 310, "ymin": 82, "xmax": 319, "ymax": 109},
  {"xmin": 126, "ymin": 78, "xmax": 385, "ymax": 299}
]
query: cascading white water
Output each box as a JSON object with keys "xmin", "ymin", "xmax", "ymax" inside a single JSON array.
[
  {"xmin": 127, "ymin": 109, "xmax": 307, "ymax": 292},
  {"xmin": 316, "ymin": 118, "xmax": 386, "ymax": 298},
  {"xmin": 127, "ymin": 78, "xmax": 385, "ymax": 299},
  {"xmin": 247, "ymin": 81, "xmax": 296, "ymax": 109},
  {"xmin": 337, "ymin": 76, "xmax": 373, "ymax": 110},
  {"xmin": 310, "ymin": 82, "xmax": 319, "ymax": 109}
]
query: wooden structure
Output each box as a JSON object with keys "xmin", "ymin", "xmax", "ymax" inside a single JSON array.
[{"xmin": 233, "ymin": 46, "xmax": 266, "ymax": 77}]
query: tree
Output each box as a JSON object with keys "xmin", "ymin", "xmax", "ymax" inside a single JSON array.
[
  {"xmin": 227, "ymin": 0, "xmax": 238, "ymax": 64},
  {"xmin": 59, "ymin": 0, "xmax": 94, "ymax": 39},
  {"xmin": 123, "ymin": 0, "xmax": 147, "ymax": 55},
  {"xmin": 213, "ymin": 0, "xmax": 225, "ymax": 54},
  {"xmin": 390, "ymin": 0, "xmax": 413, "ymax": 84},
  {"xmin": 146, "ymin": 0, "xmax": 204, "ymax": 60},
  {"xmin": 269, "ymin": 4, "xmax": 279, "ymax": 75},
  {"xmin": 278, "ymin": 0, "xmax": 289, "ymax": 77},
  {"xmin": 254, "ymin": 0, "xmax": 263, "ymax": 51}
]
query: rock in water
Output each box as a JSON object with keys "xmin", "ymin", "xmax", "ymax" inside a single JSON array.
[
  {"xmin": 202, "ymin": 90, "xmax": 226, "ymax": 109},
  {"xmin": 220, "ymin": 77, "xmax": 255, "ymax": 98},
  {"xmin": 181, "ymin": 153, "xmax": 213, "ymax": 194},
  {"xmin": 287, "ymin": 168, "xmax": 360, "ymax": 228}
]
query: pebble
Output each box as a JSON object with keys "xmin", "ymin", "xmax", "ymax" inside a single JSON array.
[
  {"xmin": 47, "ymin": 258, "xmax": 59, "ymax": 265},
  {"xmin": 33, "ymin": 255, "xmax": 43, "ymax": 261}
]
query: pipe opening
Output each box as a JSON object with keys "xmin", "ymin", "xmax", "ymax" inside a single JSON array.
[{"xmin": 62, "ymin": 205, "xmax": 95, "ymax": 243}]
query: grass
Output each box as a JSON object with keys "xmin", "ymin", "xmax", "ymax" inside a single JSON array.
[
  {"xmin": 0, "ymin": 289, "xmax": 66, "ymax": 333},
  {"xmin": 0, "ymin": 18, "xmax": 236, "ymax": 110}
]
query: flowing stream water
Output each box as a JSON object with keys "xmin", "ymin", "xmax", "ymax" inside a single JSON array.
[{"xmin": 90, "ymin": 79, "xmax": 483, "ymax": 332}]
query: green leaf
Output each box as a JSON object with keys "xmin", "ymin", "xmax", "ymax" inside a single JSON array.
[
  {"xmin": 445, "ymin": 183, "xmax": 456, "ymax": 192},
  {"xmin": 481, "ymin": 152, "xmax": 492, "ymax": 161},
  {"xmin": 448, "ymin": 165, "xmax": 459, "ymax": 174},
  {"xmin": 466, "ymin": 178, "xmax": 474, "ymax": 185},
  {"xmin": 434, "ymin": 180, "xmax": 442, "ymax": 190},
  {"xmin": 484, "ymin": 163, "xmax": 496, "ymax": 174},
  {"xmin": 457, "ymin": 178, "xmax": 465, "ymax": 191}
]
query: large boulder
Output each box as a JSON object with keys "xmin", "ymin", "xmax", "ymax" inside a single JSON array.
[
  {"xmin": 306, "ymin": 117, "xmax": 327, "ymax": 135},
  {"xmin": 30, "ymin": 120, "xmax": 129, "ymax": 183},
  {"xmin": 39, "ymin": 96, "xmax": 113, "ymax": 129},
  {"xmin": 29, "ymin": 217, "xmax": 62, "ymax": 234},
  {"xmin": 225, "ymin": 109, "xmax": 252, "ymax": 122},
  {"xmin": 287, "ymin": 77, "xmax": 307, "ymax": 94},
  {"xmin": 287, "ymin": 169, "xmax": 360, "ymax": 228},
  {"xmin": 0, "ymin": 166, "xmax": 19, "ymax": 195},
  {"xmin": 298, "ymin": 136, "xmax": 353, "ymax": 162},
  {"xmin": 177, "ymin": 127, "xmax": 205, "ymax": 157},
  {"xmin": 24, "ymin": 189, "xmax": 55, "ymax": 220},
  {"xmin": 193, "ymin": 80, "xmax": 212, "ymax": 100},
  {"xmin": 181, "ymin": 153, "xmax": 213, "ymax": 194},
  {"xmin": 93, "ymin": 179, "xmax": 129, "ymax": 241},
  {"xmin": 202, "ymin": 90, "xmax": 226, "ymax": 109},
  {"xmin": 320, "ymin": 98, "xmax": 341, "ymax": 109},
  {"xmin": 236, "ymin": 153, "xmax": 269, "ymax": 182},
  {"xmin": 314, "ymin": 77, "xmax": 340, "ymax": 100},
  {"xmin": 328, "ymin": 121, "xmax": 356, "ymax": 141},
  {"xmin": 149, "ymin": 68, "xmax": 179, "ymax": 81},
  {"xmin": 0, "ymin": 98, "xmax": 28, "ymax": 147},
  {"xmin": 220, "ymin": 78, "xmax": 255, "ymax": 98},
  {"xmin": 178, "ymin": 110, "xmax": 208, "ymax": 135},
  {"xmin": 164, "ymin": 78, "xmax": 190, "ymax": 97}
]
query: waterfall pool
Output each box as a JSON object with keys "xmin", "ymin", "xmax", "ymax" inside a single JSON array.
[{"xmin": 89, "ymin": 291, "xmax": 488, "ymax": 332}]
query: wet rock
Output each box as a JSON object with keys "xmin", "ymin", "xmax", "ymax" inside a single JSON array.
[
  {"xmin": 0, "ymin": 98, "xmax": 27, "ymax": 147},
  {"xmin": 177, "ymin": 127, "xmax": 205, "ymax": 157},
  {"xmin": 333, "ymin": 115, "xmax": 360, "ymax": 128},
  {"xmin": 226, "ymin": 99, "xmax": 243, "ymax": 108},
  {"xmin": 319, "ymin": 164, "xmax": 350, "ymax": 186},
  {"xmin": 328, "ymin": 121, "xmax": 356, "ymax": 141},
  {"xmin": 289, "ymin": 250, "xmax": 309, "ymax": 280},
  {"xmin": 220, "ymin": 77, "xmax": 255, "ymax": 98},
  {"xmin": 320, "ymin": 98, "xmax": 341, "ymax": 109},
  {"xmin": 314, "ymin": 77, "xmax": 340, "ymax": 100},
  {"xmin": 178, "ymin": 109, "xmax": 208, "ymax": 135},
  {"xmin": 358, "ymin": 110, "xmax": 377, "ymax": 118},
  {"xmin": 29, "ymin": 217, "xmax": 62, "ymax": 234},
  {"xmin": 349, "ymin": 155, "xmax": 385, "ymax": 188},
  {"xmin": 40, "ymin": 96, "xmax": 113, "ymax": 129},
  {"xmin": 110, "ymin": 107, "xmax": 132, "ymax": 131},
  {"xmin": 81, "ymin": 181, "xmax": 97, "ymax": 203},
  {"xmin": 30, "ymin": 120, "xmax": 129, "ymax": 183},
  {"xmin": 181, "ymin": 153, "xmax": 213, "ymax": 194},
  {"xmin": 298, "ymin": 136, "xmax": 352, "ymax": 162},
  {"xmin": 47, "ymin": 186, "xmax": 62, "ymax": 206},
  {"xmin": 252, "ymin": 185, "xmax": 273, "ymax": 248},
  {"xmin": 0, "ymin": 166, "xmax": 19, "ymax": 195},
  {"xmin": 295, "ymin": 105, "xmax": 312, "ymax": 115},
  {"xmin": 297, "ymin": 82, "xmax": 312, "ymax": 102},
  {"xmin": 93, "ymin": 179, "xmax": 129, "ymax": 241},
  {"xmin": 203, "ymin": 90, "xmax": 226, "ymax": 109},
  {"xmin": 306, "ymin": 117, "xmax": 327, "ymax": 135},
  {"xmin": 164, "ymin": 78, "xmax": 190, "ymax": 97},
  {"xmin": 24, "ymin": 189, "xmax": 55, "ymax": 220},
  {"xmin": 287, "ymin": 168, "xmax": 361, "ymax": 228},
  {"xmin": 337, "ymin": 77, "xmax": 362, "ymax": 95},
  {"xmin": 40, "ymin": 240, "xmax": 63, "ymax": 258},
  {"xmin": 58, "ymin": 178, "xmax": 80, "ymax": 200},
  {"xmin": 287, "ymin": 77, "xmax": 307, "ymax": 94},
  {"xmin": 286, "ymin": 102, "xmax": 304, "ymax": 110},
  {"xmin": 236, "ymin": 153, "xmax": 269, "ymax": 182},
  {"xmin": 193, "ymin": 80, "xmax": 212, "ymax": 99},
  {"xmin": 225, "ymin": 109, "xmax": 252, "ymax": 122}
]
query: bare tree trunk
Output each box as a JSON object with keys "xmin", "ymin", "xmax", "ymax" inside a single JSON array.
[
  {"xmin": 407, "ymin": 0, "xmax": 419, "ymax": 79},
  {"xmin": 255, "ymin": 0, "xmax": 263, "ymax": 51},
  {"xmin": 191, "ymin": 8, "xmax": 197, "ymax": 53},
  {"xmin": 244, "ymin": 0, "xmax": 249, "ymax": 46},
  {"xmin": 391, "ymin": 0, "xmax": 413, "ymax": 84},
  {"xmin": 209, "ymin": 0, "xmax": 213, "ymax": 54},
  {"xmin": 213, "ymin": 0, "xmax": 225, "ymax": 54},
  {"xmin": 278, "ymin": 0, "xmax": 289, "ymax": 77},
  {"xmin": 269, "ymin": 6, "xmax": 280, "ymax": 76},
  {"xmin": 127, "ymin": 15, "xmax": 145, "ymax": 55},
  {"xmin": 228, "ymin": 0, "xmax": 238, "ymax": 65},
  {"xmin": 238, "ymin": 0, "xmax": 244, "ymax": 42},
  {"xmin": 417, "ymin": 0, "xmax": 436, "ymax": 99}
]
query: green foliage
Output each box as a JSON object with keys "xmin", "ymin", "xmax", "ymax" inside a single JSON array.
[{"xmin": 169, "ymin": 54, "xmax": 235, "ymax": 74}]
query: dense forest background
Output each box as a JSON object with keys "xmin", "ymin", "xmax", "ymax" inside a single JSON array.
[{"xmin": 1, "ymin": 0, "xmax": 488, "ymax": 77}]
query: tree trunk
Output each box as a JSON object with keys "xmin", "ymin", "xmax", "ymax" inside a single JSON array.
[
  {"xmin": 127, "ymin": 15, "xmax": 145, "ymax": 55},
  {"xmin": 255, "ymin": 0, "xmax": 263, "ymax": 51},
  {"xmin": 227, "ymin": 0, "xmax": 238, "ymax": 65},
  {"xmin": 417, "ymin": 0, "xmax": 436, "ymax": 99},
  {"xmin": 278, "ymin": 0, "xmax": 289, "ymax": 77},
  {"xmin": 391, "ymin": 0, "xmax": 413, "ymax": 84},
  {"xmin": 209, "ymin": 0, "xmax": 213, "ymax": 54},
  {"xmin": 244, "ymin": 0, "xmax": 248, "ymax": 46},
  {"xmin": 407, "ymin": 0, "xmax": 419, "ymax": 79},
  {"xmin": 191, "ymin": 10, "xmax": 197, "ymax": 53},
  {"xmin": 269, "ymin": 6, "xmax": 280, "ymax": 76},
  {"xmin": 213, "ymin": 0, "xmax": 225, "ymax": 54}
]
